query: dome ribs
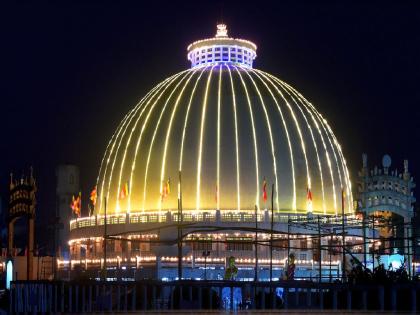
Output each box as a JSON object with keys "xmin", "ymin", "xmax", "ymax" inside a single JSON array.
[
  {"xmin": 240, "ymin": 67, "xmax": 279, "ymax": 212},
  {"xmin": 141, "ymin": 71, "xmax": 193, "ymax": 213},
  {"xmin": 275, "ymin": 76, "xmax": 350, "ymax": 215},
  {"xmin": 196, "ymin": 66, "xmax": 216, "ymax": 212},
  {"xmin": 226, "ymin": 66, "xmax": 241, "ymax": 212},
  {"xmin": 216, "ymin": 65, "xmax": 222, "ymax": 211},
  {"xmin": 235, "ymin": 67, "xmax": 260, "ymax": 211},
  {"xmin": 159, "ymin": 69, "xmax": 199, "ymax": 213},
  {"xmin": 250, "ymin": 69, "xmax": 297, "ymax": 212},
  {"xmin": 96, "ymin": 67, "xmax": 353, "ymax": 216},
  {"xmin": 261, "ymin": 71, "xmax": 327, "ymax": 214},
  {"xmin": 98, "ymin": 73, "xmax": 179, "ymax": 214},
  {"xmin": 126, "ymin": 73, "xmax": 185, "ymax": 213},
  {"xmin": 257, "ymin": 71, "xmax": 311, "ymax": 212}
]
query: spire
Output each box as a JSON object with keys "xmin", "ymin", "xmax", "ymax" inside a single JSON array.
[
  {"xmin": 10, "ymin": 173, "xmax": 14, "ymax": 190},
  {"xmin": 215, "ymin": 23, "xmax": 228, "ymax": 38}
]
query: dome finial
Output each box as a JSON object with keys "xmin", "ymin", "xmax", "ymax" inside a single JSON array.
[{"xmin": 216, "ymin": 23, "xmax": 228, "ymax": 38}]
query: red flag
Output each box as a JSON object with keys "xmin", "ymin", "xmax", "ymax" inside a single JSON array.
[
  {"xmin": 307, "ymin": 187, "xmax": 313, "ymax": 212},
  {"xmin": 90, "ymin": 186, "xmax": 97, "ymax": 206},
  {"xmin": 306, "ymin": 187, "xmax": 313, "ymax": 202},
  {"xmin": 161, "ymin": 178, "xmax": 171, "ymax": 202},
  {"xmin": 262, "ymin": 178, "xmax": 267, "ymax": 202},
  {"xmin": 70, "ymin": 192, "xmax": 81, "ymax": 217},
  {"xmin": 120, "ymin": 182, "xmax": 129, "ymax": 200}
]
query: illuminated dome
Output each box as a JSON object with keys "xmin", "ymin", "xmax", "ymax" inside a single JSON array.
[{"xmin": 95, "ymin": 24, "xmax": 352, "ymax": 216}]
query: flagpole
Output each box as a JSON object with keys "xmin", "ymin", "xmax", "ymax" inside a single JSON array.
[
  {"xmin": 177, "ymin": 170, "xmax": 183, "ymax": 280},
  {"xmin": 103, "ymin": 197, "xmax": 107, "ymax": 281},
  {"xmin": 270, "ymin": 183, "xmax": 274, "ymax": 282},
  {"xmin": 341, "ymin": 188, "xmax": 346, "ymax": 282},
  {"xmin": 254, "ymin": 204, "xmax": 258, "ymax": 282}
]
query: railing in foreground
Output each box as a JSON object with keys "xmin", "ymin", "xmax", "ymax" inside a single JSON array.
[{"xmin": 9, "ymin": 279, "xmax": 420, "ymax": 313}]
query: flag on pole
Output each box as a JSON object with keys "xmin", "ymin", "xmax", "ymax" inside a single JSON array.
[
  {"xmin": 306, "ymin": 186, "xmax": 313, "ymax": 212},
  {"xmin": 90, "ymin": 186, "xmax": 97, "ymax": 206},
  {"xmin": 307, "ymin": 187, "xmax": 313, "ymax": 202},
  {"xmin": 120, "ymin": 181, "xmax": 129, "ymax": 200},
  {"xmin": 262, "ymin": 178, "xmax": 267, "ymax": 203},
  {"xmin": 161, "ymin": 177, "xmax": 171, "ymax": 201},
  {"xmin": 166, "ymin": 177, "xmax": 171, "ymax": 195},
  {"xmin": 70, "ymin": 192, "xmax": 81, "ymax": 217}
]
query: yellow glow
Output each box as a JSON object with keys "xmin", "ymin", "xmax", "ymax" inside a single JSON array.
[
  {"xmin": 234, "ymin": 68, "xmax": 260, "ymax": 210},
  {"xmin": 241, "ymin": 67, "xmax": 279, "ymax": 211},
  {"xmin": 126, "ymin": 71, "xmax": 188, "ymax": 212},
  {"xmin": 142, "ymin": 71, "xmax": 194, "ymax": 213},
  {"xmin": 282, "ymin": 81, "xmax": 346, "ymax": 214},
  {"xmin": 257, "ymin": 70, "xmax": 327, "ymax": 214},
  {"xmin": 114, "ymin": 74, "xmax": 184, "ymax": 213},
  {"xmin": 179, "ymin": 68, "xmax": 207, "ymax": 172},
  {"xmin": 251, "ymin": 69, "xmax": 297, "ymax": 211},
  {"xmin": 227, "ymin": 66, "xmax": 241, "ymax": 211},
  {"xmin": 95, "ymin": 66, "xmax": 353, "ymax": 215},
  {"xmin": 196, "ymin": 66, "xmax": 215, "ymax": 211},
  {"xmin": 98, "ymin": 75, "xmax": 176, "ymax": 213},
  {"xmin": 159, "ymin": 69, "xmax": 198, "ymax": 211},
  {"xmin": 256, "ymin": 70, "xmax": 311, "ymax": 211},
  {"xmin": 273, "ymin": 76, "xmax": 348, "ymax": 214},
  {"xmin": 217, "ymin": 65, "xmax": 222, "ymax": 210}
]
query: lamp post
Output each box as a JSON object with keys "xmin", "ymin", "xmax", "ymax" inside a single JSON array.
[
  {"xmin": 270, "ymin": 184, "xmax": 274, "ymax": 282},
  {"xmin": 255, "ymin": 205, "xmax": 258, "ymax": 282},
  {"xmin": 178, "ymin": 171, "xmax": 183, "ymax": 280},
  {"xmin": 102, "ymin": 197, "xmax": 107, "ymax": 281}
]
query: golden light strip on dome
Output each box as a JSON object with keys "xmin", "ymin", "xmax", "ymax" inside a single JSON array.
[
  {"xmin": 159, "ymin": 68, "xmax": 201, "ymax": 212},
  {"xmin": 127, "ymin": 71, "xmax": 190, "ymax": 213},
  {"xmin": 98, "ymin": 73, "xmax": 181, "ymax": 213},
  {"xmin": 196, "ymin": 66, "xmax": 215, "ymax": 211},
  {"xmin": 255, "ymin": 71, "xmax": 311, "ymax": 211},
  {"xmin": 227, "ymin": 66, "xmax": 241, "ymax": 212},
  {"xmin": 256, "ymin": 70, "xmax": 327, "ymax": 214},
  {"xmin": 281, "ymin": 81, "xmax": 349, "ymax": 214},
  {"xmin": 240, "ymin": 67, "xmax": 279, "ymax": 211},
  {"xmin": 178, "ymin": 68, "xmax": 207, "ymax": 174},
  {"xmin": 234, "ymin": 68, "xmax": 260, "ymax": 210},
  {"xmin": 97, "ymin": 79, "xmax": 170, "ymax": 213},
  {"xmin": 249, "ymin": 69, "xmax": 296, "ymax": 211},
  {"xmin": 274, "ymin": 76, "xmax": 339, "ymax": 213},
  {"xmin": 288, "ymin": 92, "xmax": 327, "ymax": 214},
  {"xmin": 275, "ymin": 77, "xmax": 347, "ymax": 214},
  {"xmin": 319, "ymin": 121, "xmax": 353, "ymax": 213},
  {"xmin": 115, "ymin": 74, "xmax": 185, "ymax": 213},
  {"xmin": 142, "ymin": 71, "xmax": 195, "ymax": 213},
  {"xmin": 110, "ymin": 71, "xmax": 188, "ymax": 213},
  {"xmin": 216, "ymin": 65, "xmax": 222, "ymax": 211},
  {"xmin": 315, "ymin": 117, "xmax": 352, "ymax": 213}
]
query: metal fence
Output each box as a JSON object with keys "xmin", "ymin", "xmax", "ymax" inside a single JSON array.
[{"xmin": 9, "ymin": 279, "xmax": 420, "ymax": 313}]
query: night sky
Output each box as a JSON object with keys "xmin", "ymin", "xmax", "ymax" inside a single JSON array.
[{"xmin": 1, "ymin": 1, "xmax": 419, "ymax": 247}]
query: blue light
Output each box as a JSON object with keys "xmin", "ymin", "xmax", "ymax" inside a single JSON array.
[{"xmin": 6, "ymin": 260, "xmax": 13, "ymax": 290}]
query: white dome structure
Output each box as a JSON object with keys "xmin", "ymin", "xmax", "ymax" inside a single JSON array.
[{"xmin": 95, "ymin": 24, "xmax": 353, "ymax": 216}]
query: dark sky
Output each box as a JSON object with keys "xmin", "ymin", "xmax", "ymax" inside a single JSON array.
[{"xmin": 1, "ymin": 1, "xmax": 420, "ymax": 241}]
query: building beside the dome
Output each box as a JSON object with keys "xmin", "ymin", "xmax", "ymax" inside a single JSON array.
[
  {"xmin": 61, "ymin": 25, "xmax": 416, "ymax": 281},
  {"xmin": 356, "ymin": 154, "xmax": 416, "ymax": 272}
]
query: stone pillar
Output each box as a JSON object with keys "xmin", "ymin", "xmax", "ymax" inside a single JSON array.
[
  {"xmin": 404, "ymin": 217, "xmax": 413, "ymax": 277},
  {"xmin": 27, "ymin": 217, "xmax": 35, "ymax": 280}
]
